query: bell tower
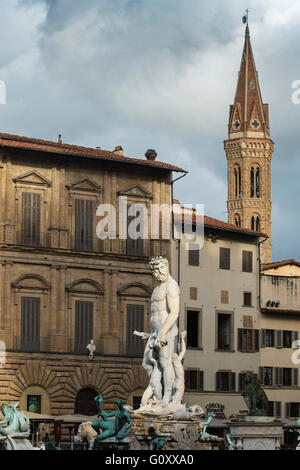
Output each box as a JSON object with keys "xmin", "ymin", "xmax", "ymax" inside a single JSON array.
[{"xmin": 224, "ymin": 25, "xmax": 274, "ymax": 263}]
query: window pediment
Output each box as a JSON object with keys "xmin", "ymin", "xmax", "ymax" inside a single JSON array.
[
  {"xmin": 66, "ymin": 178, "xmax": 102, "ymax": 193},
  {"xmin": 117, "ymin": 184, "xmax": 153, "ymax": 199},
  {"xmin": 13, "ymin": 171, "xmax": 51, "ymax": 187}
]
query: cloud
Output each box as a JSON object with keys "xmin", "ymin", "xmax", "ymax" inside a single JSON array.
[{"xmin": 0, "ymin": 0, "xmax": 299, "ymax": 260}]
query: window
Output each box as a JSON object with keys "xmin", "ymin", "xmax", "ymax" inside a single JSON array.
[
  {"xmin": 243, "ymin": 292, "xmax": 252, "ymax": 307},
  {"xmin": 234, "ymin": 166, "xmax": 241, "ymax": 199},
  {"xmin": 274, "ymin": 367, "xmax": 298, "ymax": 387},
  {"xmin": 216, "ymin": 372, "xmax": 236, "ymax": 392},
  {"xmin": 188, "ymin": 244, "xmax": 200, "ymax": 266},
  {"xmin": 242, "ymin": 251, "xmax": 253, "ymax": 273},
  {"xmin": 217, "ymin": 313, "xmax": 232, "ymax": 350},
  {"xmin": 220, "ymin": 248, "xmax": 230, "ymax": 270},
  {"xmin": 185, "ymin": 370, "xmax": 204, "ymax": 392},
  {"xmin": 235, "ymin": 214, "xmax": 241, "ymax": 227},
  {"xmin": 21, "ymin": 193, "xmax": 41, "ymax": 246},
  {"xmin": 268, "ymin": 401, "xmax": 282, "ymax": 418},
  {"xmin": 187, "ymin": 310, "xmax": 201, "ymax": 348},
  {"xmin": 75, "ymin": 301, "xmax": 93, "ymax": 354},
  {"xmin": 238, "ymin": 329, "xmax": 259, "ymax": 352},
  {"xmin": 75, "ymin": 199, "xmax": 94, "ymax": 251},
  {"xmin": 251, "ymin": 216, "xmax": 260, "ymax": 232},
  {"xmin": 287, "ymin": 403, "xmax": 300, "ymax": 418},
  {"xmin": 221, "ymin": 290, "xmax": 229, "ymax": 304},
  {"xmin": 283, "ymin": 331, "xmax": 293, "ymax": 348},
  {"xmin": 190, "ymin": 288, "xmax": 197, "ymax": 301},
  {"xmin": 126, "ymin": 304, "xmax": 144, "ymax": 357},
  {"xmin": 263, "ymin": 329, "xmax": 275, "ymax": 347},
  {"xmin": 21, "ymin": 297, "xmax": 40, "ymax": 352},
  {"xmin": 250, "ymin": 166, "xmax": 261, "ymax": 198},
  {"xmin": 127, "ymin": 206, "xmax": 144, "ymax": 256},
  {"xmin": 27, "ymin": 395, "xmax": 41, "ymax": 414},
  {"xmin": 259, "ymin": 367, "xmax": 273, "ymax": 386}
]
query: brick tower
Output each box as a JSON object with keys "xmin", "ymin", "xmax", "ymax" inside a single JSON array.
[{"xmin": 224, "ymin": 25, "xmax": 274, "ymax": 264}]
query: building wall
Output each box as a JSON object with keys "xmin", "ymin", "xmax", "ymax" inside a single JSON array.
[
  {"xmin": 0, "ymin": 147, "xmax": 173, "ymax": 415},
  {"xmin": 260, "ymin": 274, "xmax": 300, "ymax": 419},
  {"xmin": 261, "ymin": 275, "xmax": 300, "ymax": 311},
  {"xmin": 262, "ymin": 265, "xmax": 300, "ymax": 277},
  {"xmin": 172, "ymin": 230, "xmax": 260, "ymax": 417}
]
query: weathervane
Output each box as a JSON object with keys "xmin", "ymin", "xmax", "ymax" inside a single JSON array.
[{"xmin": 243, "ymin": 9, "xmax": 249, "ymax": 25}]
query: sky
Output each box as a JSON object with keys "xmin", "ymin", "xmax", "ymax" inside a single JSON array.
[{"xmin": 0, "ymin": 0, "xmax": 300, "ymax": 261}]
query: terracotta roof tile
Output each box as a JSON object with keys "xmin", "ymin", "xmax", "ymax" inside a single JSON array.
[
  {"xmin": 262, "ymin": 259, "xmax": 300, "ymax": 271},
  {"xmin": 175, "ymin": 213, "xmax": 266, "ymax": 237},
  {"xmin": 0, "ymin": 132, "xmax": 184, "ymax": 173}
]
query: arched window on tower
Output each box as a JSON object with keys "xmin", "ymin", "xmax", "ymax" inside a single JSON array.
[
  {"xmin": 235, "ymin": 214, "xmax": 241, "ymax": 227},
  {"xmin": 234, "ymin": 166, "xmax": 242, "ymax": 199},
  {"xmin": 251, "ymin": 215, "xmax": 260, "ymax": 231},
  {"xmin": 256, "ymin": 216, "xmax": 260, "ymax": 231},
  {"xmin": 256, "ymin": 168, "xmax": 260, "ymax": 198},
  {"xmin": 250, "ymin": 168, "xmax": 255, "ymax": 198},
  {"xmin": 234, "ymin": 168, "xmax": 238, "ymax": 198},
  {"xmin": 238, "ymin": 167, "xmax": 242, "ymax": 198}
]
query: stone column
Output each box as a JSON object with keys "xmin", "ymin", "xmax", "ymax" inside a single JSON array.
[{"xmin": 102, "ymin": 270, "xmax": 109, "ymax": 335}]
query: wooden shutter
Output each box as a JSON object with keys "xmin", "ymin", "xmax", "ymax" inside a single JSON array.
[
  {"xmin": 22, "ymin": 193, "xmax": 41, "ymax": 246},
  {"xmin": 216, "ymin": 372, "xmax": 221, "ymax": 391},
  {"xmin": 127, "ymin": 206, "xmax": 144, "ymax": 256},
  {"xmin": 230, "ymin": 373, "xmax": 236, "ymax": 392},
  {"xmin": 259, "ymin": 367, "xmax": 264, "ymax": 385},
  {"xmin": 242, "ymin": 251, "xmax": 253, "ymax": 273},
  {"xmin": 293, "ymin": 368, "xmax": 299, "ymax": 386},
  {"xmin": 275, "ymin": 402, "xmax": 282, "ymax": 418},
  {"xmin": 126, "ymin": 305, "xmax": 144, "ymax": 357},
  {"xmin": 220, "ymin": 248, "xmax": 230, "ymax": 270},
  {"xmin": 75, "ymin": 199, "xmax": 94, "ymax": 251},
  {"xmin": 238, "ymin": 329, "xmax": 243, "ymax": 351},
  {"xmin": 188, "ymin": 245, "xmax": 199, "ymax": 266},
  {"xmin": 254, "ymin": 330, "xmax": 259, "ymax": 352},
  {"xmin": 292, "ymin": 331, "xmax": 299, "ymax": 348},
  {"xmin": 185, "ymin": 371, "xmax": 189, "ymax": 390},
  {"xmin": 276, "ymin": 330, "xmax": 283, "ymax": 348},
  {"xmin": 285, "ymin": 403, "xmax": 291, "ymax": 418},
  {"xmin": 75, "ymin": 301, "xmax": 93, "ymax": 353},
  {"xmin": 199, "ymin": 371, "xmax": 204, "ymax": 391},
  {"xmin": 261, "ymin": 329, "xmax": 266, "ymax": 348},
  {"xmin": 21, "ymin": 297, "xmax": 40, "ymax": 352},
  {"xmin": 239, "ymin": 373, "xmax": 245, "ymax": 392}
]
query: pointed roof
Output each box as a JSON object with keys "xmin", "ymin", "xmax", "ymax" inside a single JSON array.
[{"xmin": 228, "ymin": 26, "xmax": 270, "ymax": 138}]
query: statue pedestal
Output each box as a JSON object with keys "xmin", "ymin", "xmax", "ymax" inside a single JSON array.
[
  {"xmin": 92, "ymin": 436, "xmax": 132, "ymax": 451},
  {"xmin": 3, "ymin": 433, "xmax": 34, "ymax": 450},
  {"xmin": 131, "ymin": 417, "xmax": 223, "ymax": 450},
  {"xmin": 229, "ymin": 416, "xmax": 283, "ymax": 450}
]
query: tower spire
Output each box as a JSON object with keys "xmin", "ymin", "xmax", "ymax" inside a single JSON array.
[
  {"xmin": 225, "ymin": 25, "xmax": 274, "ymax": 264},
  {"xmin": 228, "ymin": 23, "xmax": 269, "ymax": 139}
]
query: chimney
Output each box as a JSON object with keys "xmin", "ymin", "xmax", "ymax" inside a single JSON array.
[
  {"xmin": 58, "ymin": 134, "xmax": 62, "ymax": 144},
  {"xmin": 113, "ymin": 146, "xmax": 125, "ymax": 157},
  {"xmin": 145, "ymin": 149, "xmax": 157, "ymax": 161}
]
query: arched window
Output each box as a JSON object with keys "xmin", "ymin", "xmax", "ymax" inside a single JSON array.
[
  {"xmin": 251, "ymin": 215, "xmax": 260, "ymax": 231},
  {"xmin": 234, "ymin": 166, "xmax": 242, "ymax": 199},
  {"xmin": 250, "ymin": 166, "xmax": 261, "ymax": 198},
  {"xmin": 250, "ymin": 168, "xmax": 255, "ymax": 198},
  {"xmin": 256, "ymin": 168, "xmax": 260, "ymax": 198},
  {"xmin": 235, "ymin": 214, "xmax": 241, "ymax": 227},
  {"xmin": 75, "ymin": 388, "xmax": 98, "ymax": 416}
]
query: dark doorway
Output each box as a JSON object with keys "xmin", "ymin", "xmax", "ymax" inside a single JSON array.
[{"xmin": 75, "ymin": 388, "xmax": 98, "ymax": 416}]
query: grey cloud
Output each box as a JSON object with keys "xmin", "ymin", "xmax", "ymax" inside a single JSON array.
[{"xmin": 0, "ymin": 0, "xmax": 299, "ymax": 260}]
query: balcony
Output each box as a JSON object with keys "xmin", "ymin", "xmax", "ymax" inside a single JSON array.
[
  {"xmin": 14, "ymin": 337, "xmax": 50, "ymax": 353},
  {"xmin": 11, "ymin": 231, "xmax": 169, "ymax": 258}
]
